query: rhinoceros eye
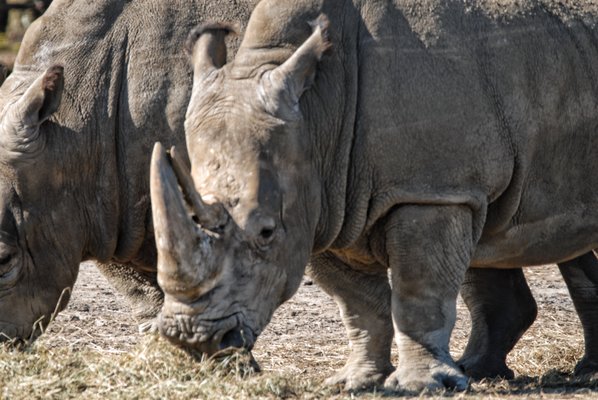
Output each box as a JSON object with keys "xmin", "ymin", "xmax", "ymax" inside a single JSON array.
[
  {"xmin": 254, "ymin": 219, "xmax": 278, "ymax": 250},
  {"xmin": 0, "ymin": 243, "xmax": 19, "ymax": 285},
  {"xmin": 0, "ymin": 251, "xmax": 13, "ymax": 266}
]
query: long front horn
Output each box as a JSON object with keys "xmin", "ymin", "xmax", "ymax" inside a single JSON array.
[{"xmin": 150, "ymin": 142, "xmax": 207, "ymax": 297}]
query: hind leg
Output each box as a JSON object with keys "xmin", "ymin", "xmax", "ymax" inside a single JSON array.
[
  {"xmin": 558, "ymin": 251, "xmax": 598, "ymax": 377},
  {"xmin": 458, "ymin": 268, "xmax": 537, "ymax": 380},
  {"xmin": 307, "ymin": 252, "xmax": 394, "ymax": 391}
]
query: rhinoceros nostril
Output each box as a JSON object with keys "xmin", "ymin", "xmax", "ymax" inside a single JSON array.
[
  {"xmin": 219, "ymin": 328, "xmax": 246, "ymax": 350},
  {"xmin": 259, "ymin": 227, "xmax": 274, "ymax": 240}
]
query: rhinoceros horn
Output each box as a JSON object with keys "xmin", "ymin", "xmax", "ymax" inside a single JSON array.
[
  {"xmin": 150, "ymin": 142, "xmax": 206, "ymax": 295},
  {"xmin": 168, "ymin": 146, "xmax": 229, "ymax": 230},
  {"xmin": 151, "ymin": 142, "xmax": 232, "ymax": 296}
]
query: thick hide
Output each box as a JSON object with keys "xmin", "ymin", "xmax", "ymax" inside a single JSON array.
[{"xmin": 151, "ymin": 0, "xmax": 598, "ymax": 392}]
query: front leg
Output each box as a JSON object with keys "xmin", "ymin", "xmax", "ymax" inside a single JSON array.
[
  {"xmin": 95, "ymin": 262, "xmax": 163, "ymax": 333},
  {"xmin": 383, "ymin": 205, "xmax": 473, "ymax": 393},
  {"xmin": 306, "ymin": 253, "xmax": 394, "ymax": 391}
]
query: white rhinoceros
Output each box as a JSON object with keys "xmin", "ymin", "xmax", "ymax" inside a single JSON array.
[
  {"xmin": 0, "ymin": 0, "xmax": 255, "ymax": 343},
  {"xmin": 149, "ymin": 0, "xmax": 598, "ymax": 393}
]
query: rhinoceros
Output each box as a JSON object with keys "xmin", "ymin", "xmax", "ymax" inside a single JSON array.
[
  {"xmin": 0, "ymin": 0, "xmax": 255, "ymax": 343},
  {"xmin": 149, "ymin": 0, "xmax": 598, "ymax": 392}
]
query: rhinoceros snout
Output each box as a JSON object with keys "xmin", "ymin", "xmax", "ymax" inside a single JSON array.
[
  {"xmin": 157, "ymin": 308, "xmax": 256, "ymax": 357},
  {"xmin": 219, "ymin": 327, "xmax": 253, "ymax": 351},
  {"xmin": 0, "ymin": 323, "xmax": 31, "ymax": 348}
]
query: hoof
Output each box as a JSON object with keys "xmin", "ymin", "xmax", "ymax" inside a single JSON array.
[
  {"xmin": 384, "ymin": 363, "xmax": 469, "ymax": 393},
  {"xmin": 574, "ymin": 357, "xmax": 598, "ymax": 378},
  {"xmin": 457, "ymin": 356, "xmax": 514, "ymax": 380},
  {"xmin": 325, "ymin": 363, "xmax": 394, "ymax": 391}
]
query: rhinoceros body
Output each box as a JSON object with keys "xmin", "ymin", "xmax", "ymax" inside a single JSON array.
[
  {"xmin": 0, "ymin": 0, "xmax": 255, "ymax": 342},
  {"xmin": 149, "ymin": 0, "xmax": 598, "ymax": 392}
]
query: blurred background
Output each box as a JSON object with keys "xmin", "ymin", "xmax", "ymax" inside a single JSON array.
[{"xmin": 0, "ymin": 0, "xmax": 52, "ymax": 71}]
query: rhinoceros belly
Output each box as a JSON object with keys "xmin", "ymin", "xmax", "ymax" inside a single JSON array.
[{"xmin": 473, "ymin": 204, "xmax": 598, "ymax": 268}]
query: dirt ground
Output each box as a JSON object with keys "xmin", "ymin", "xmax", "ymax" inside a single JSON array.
[{"xmin": 33, "ymin": 261, "xmax": 593, "ymax": 398}]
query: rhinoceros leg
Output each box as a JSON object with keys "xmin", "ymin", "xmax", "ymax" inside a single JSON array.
[
  {"xmin": 558, "ymin": 251, "xmax": 598, "ymax": 377},
  {"xmin": 457, "ymin": 268, "xmax": 537, "ymax": 379},
  {"xmin": 95, "ymin": 262, "xmax": 163, "ymax": 333},
  {"xmin": 383, "ymin": 205, "xmax": 471, "ymax": 392},
  {"xmin": 306, "ymin": 252, "xmax": 394, "ymax": 391}
]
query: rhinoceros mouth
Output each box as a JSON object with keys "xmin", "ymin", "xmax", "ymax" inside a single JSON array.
[
  {"xmin": 158, "ymin": 311, "xmax": 256, "ymax": 356},
  {"xmin": 0, "ymin": 321, "xmax": 39, "ymax": 347}
]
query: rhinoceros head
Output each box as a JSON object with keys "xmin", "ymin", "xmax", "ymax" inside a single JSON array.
[
  {"xmin": 151, "ymin": 13, "xmax": 330, "ymax": 354},
  {"xmin": 0, "ymin": 66, "xmax": 76, "ymax": 344}
]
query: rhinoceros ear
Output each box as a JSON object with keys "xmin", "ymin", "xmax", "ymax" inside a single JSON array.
[
  {"xmin": 16, "ymin": 65, "xmax": 64, "ymax": 124},
  {"xmin": 0, "ymin": 65, "xmax": 63, "ymax": 158},
  {"xmin": 264, "ymin": 15, "xmax": 331, "ymax": 114},
  {"xmin": 186, "ymin": 22, "xmax": 236, "ymax": 80}
]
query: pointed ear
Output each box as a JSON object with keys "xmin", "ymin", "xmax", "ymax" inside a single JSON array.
[
  {"xmin": 263, "ymin": 14, "xmax": 331, "ymax": 111},
  {"xmin": 16, "ymin": 64, "xmax": 64, "ymax": 125},
  {"xmin": 185, "ymin": 22, "xmax": 237, "ymax": 80},
  {"xmin": 0, "ymin": 65, "xmax": 63, "ymax": 159}
]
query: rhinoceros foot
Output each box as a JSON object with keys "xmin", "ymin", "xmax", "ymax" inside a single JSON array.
[
  {"xmin": 457, "ymin": 354, "xmax": 514, "ymax": 380},
  {"xmin": 325, "ymin": 362, "xmax": 394, "ymax": 391},
  {"xmin": 383, "ymin": 360, "xmax": 469, "ymax": 394},
  {"xmin": 574, "ymin": 356, "xmax": 598, "ymax": 377}
]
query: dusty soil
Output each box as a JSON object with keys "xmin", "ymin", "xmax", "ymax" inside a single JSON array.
[{"xmin": 36, "ymin": 261, "xmax": 589, "ymax": 395}]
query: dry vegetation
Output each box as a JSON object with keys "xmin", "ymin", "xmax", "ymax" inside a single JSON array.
[{"xmin": 1, "ymin": 264, "xmax": 598, "ymax": 399}]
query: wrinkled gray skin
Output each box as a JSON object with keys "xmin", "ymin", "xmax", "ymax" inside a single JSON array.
[
  {"xmin": 0, "ymin": 0, "xmax": 254, "ymax": 343},
  {"xmin": 151, "ymin": 0, "xmax": 598, "ymax": 393}
]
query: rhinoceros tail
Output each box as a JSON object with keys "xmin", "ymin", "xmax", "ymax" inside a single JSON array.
[{"xmin": 184, "ymin": 22, "xmax": 238, "ymax": 56}]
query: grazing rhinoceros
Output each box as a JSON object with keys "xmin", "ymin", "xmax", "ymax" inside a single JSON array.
[
  {"xmin": 149, "ymin": 0, "xmax": 598, "ymax": 392},
  {"xmin": 0, "ymin": 0, "xmax": 255, "ymax": 343}
]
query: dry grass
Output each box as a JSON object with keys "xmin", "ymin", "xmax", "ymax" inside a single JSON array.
[
  {"xmin": 1, "ymin": 332, "xmax": 597, "ymax": 400},
  {"xmin": 2, "ymin": 266, "xmax": 598, "ymax": 399},
  {"xmin": 0, "ymin": 336, "xmax": 336, "ymax": 400}
]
